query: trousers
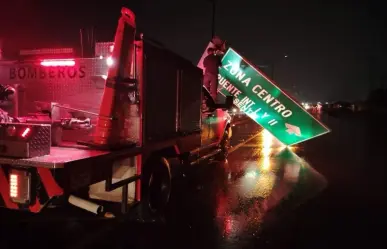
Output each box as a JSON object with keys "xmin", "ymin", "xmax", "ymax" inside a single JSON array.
[{"xmin": 203, "ymin": 73, "xmax": 218, "ymax": 101}]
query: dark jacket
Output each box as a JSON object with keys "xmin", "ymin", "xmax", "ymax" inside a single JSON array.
[{"xmin": 203, "ymin": 53, "xmax": 221, "ymax": 75}]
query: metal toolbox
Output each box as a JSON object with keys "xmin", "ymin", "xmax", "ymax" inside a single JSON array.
[{"xmin": 0, "ymin": 123, "xmax": 51, "ymax": 158}]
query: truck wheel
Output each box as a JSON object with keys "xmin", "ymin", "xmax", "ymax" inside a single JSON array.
[
  {"xmin": 141, "ymin": 157, "xmax": 171, "ymax": 216},
  {"xmin": 218, "ymin": 126, "xmax": 232, "ymax": 161}
]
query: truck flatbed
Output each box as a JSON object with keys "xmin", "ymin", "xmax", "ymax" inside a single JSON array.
[{"xmin": 0, "ymin": 143, "xmax": 142, "ymax": 169}]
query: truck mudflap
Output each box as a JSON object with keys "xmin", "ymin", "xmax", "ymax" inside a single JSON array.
[{"xmin": 0, "ymin": 165, "xmax": 63, "ymax": 212}]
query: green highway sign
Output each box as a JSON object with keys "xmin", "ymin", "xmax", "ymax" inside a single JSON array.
[{"xmin": 218, "ymin": 48, "xmax": 330, "ymax": 146}]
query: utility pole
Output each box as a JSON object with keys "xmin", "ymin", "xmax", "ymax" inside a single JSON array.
[
  {"xmin": 211, "ymin": 0, "xmax": 216, "ymax": 38},
  {"xmin": 0, "ymin": 39, "xmax": 3, "ymax": 60},
  {"xmin": 207, "ymin": 0, "xmax": 217, "ymax": 38},
  {"xmin": 79, "ymin": 29, "xmax": 84, "ymax": 57}
]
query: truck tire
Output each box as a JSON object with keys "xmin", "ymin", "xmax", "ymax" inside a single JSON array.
[
  {"xmin": 218, "ymin": 126, "xmax": 232, "ymax": 161},
  {"xmin": 141, "ymin": 157, "xmax": 171, "ymax": 216}
]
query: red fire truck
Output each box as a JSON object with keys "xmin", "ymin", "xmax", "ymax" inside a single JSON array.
[{"xmin": 0, "ymin": 7, "xmax": 233, "ymax": 218}]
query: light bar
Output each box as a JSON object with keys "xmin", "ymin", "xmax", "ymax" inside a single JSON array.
[
  {"xmin": 20, "ymin": 48, "xmax": 74, "ymax": 56},
  {"xmin": 40, "ymin": 59, "xmax": 75, "ymax": 67}
]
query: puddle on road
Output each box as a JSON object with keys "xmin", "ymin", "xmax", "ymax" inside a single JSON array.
[
  {"xmin": 166, "ymin": 128, "xmax": 327, "ymax": 249},
  {"xmin": 230, "ymin": 121, "xmax": 261, "ymax": 147},
  {"xmin": 215, "ymin": 130, "xmax": 327, "ymax": 243}
]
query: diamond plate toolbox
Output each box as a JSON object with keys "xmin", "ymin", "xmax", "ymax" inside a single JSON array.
[{"xmin": 0, "ymin": 123, "xmax": 51, "ymax": 158}]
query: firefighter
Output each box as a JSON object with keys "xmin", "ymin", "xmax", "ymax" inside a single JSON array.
[
  {"xmin": 0, "ymin": 84, "xmax": 15, "ymax": 101},
  {"xmin": 203, "ymin": 47, "xmax": 222, "ymax": 101}
]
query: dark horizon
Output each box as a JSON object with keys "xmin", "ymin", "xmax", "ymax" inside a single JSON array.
[{"xmin": 0, "ymin": 0, "xmax": 386, "ymax": 102}]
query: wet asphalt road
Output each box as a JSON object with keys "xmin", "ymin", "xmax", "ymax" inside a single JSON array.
[{"xmin": 0, "ymin": 112, "xmax": 386, "ymax": 249}]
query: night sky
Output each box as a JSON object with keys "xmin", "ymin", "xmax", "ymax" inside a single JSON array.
[{"xmin": 0, "ymin": 0, "xmax": 386, "ymax": 102}]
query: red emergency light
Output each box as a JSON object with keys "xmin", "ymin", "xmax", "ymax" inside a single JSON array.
[
  {"xmin": 9, "ymin": 173, "xmax": 18, "ymax": 198},
  {"xmin": 9, "ymin": 169, "xmax": 31, "ymax": 204},
  {"xmin": 20, "ymin": 127, "xmax": 31, "ymax": 138},
  {"xmin": 40, "ymin": 59, "xmax": 75, "ymax": 67}
]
